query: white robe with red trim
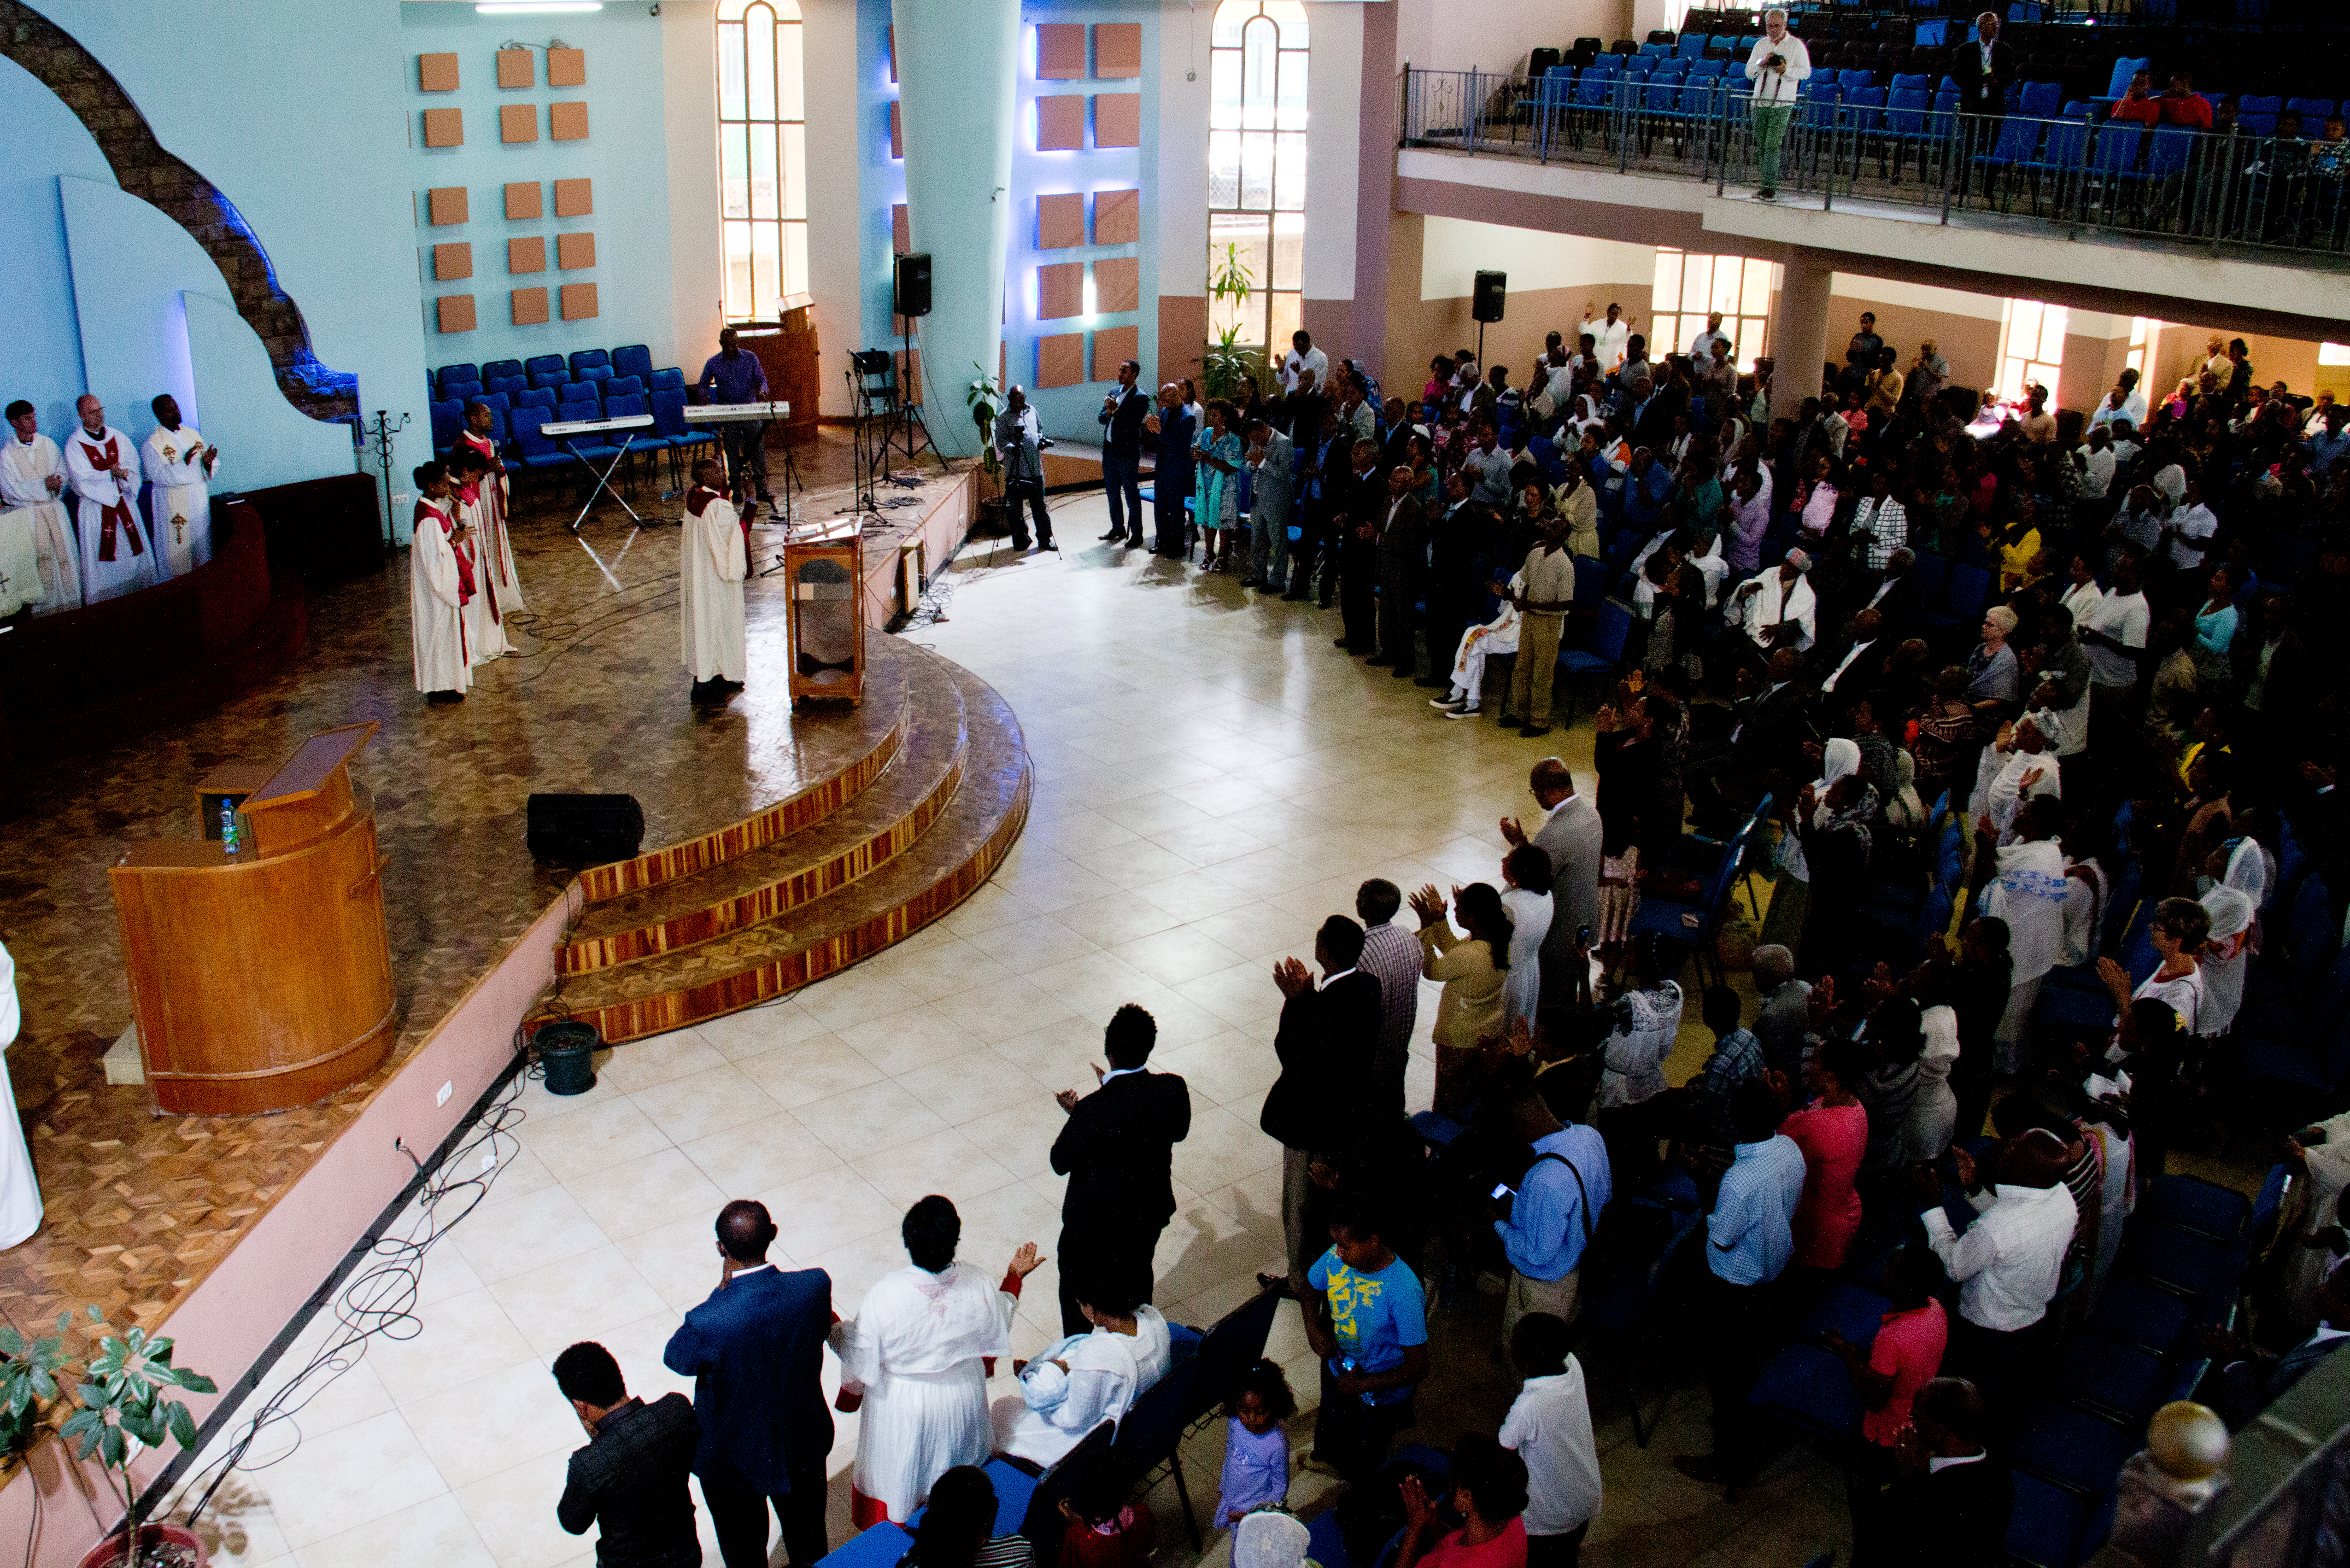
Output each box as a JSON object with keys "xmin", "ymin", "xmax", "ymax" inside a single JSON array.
[
  {"xmin": 458, "ymin": 429, "xmax": 525, "ymax": 612},
  {"xmin": 456, "ymin": 480, "xmax": 511, "ymax": 664},
  {"xmin": 410, "ymin": 500, "xmax": 472, "ymax": 694},
  {"xmin": 63, "ymin": 426, "xmax": 156, "ymax": 603},
  {"xmin": 681, "ymin": 486, "xmax": 747, "ymax": 682}
]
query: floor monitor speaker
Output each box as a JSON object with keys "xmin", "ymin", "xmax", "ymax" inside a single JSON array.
[{"xmin": 526, "ymin": 793, "xmax": 645, "ymax": 865}]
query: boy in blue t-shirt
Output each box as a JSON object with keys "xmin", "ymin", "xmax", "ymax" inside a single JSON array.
[{"xmin": 1301, "ymin": 1193, "xmax": 1429, "ymax": 1482}]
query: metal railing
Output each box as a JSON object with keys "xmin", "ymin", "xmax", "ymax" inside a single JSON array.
[{"xmin": 1401, "ymin": 67, "xmax": 2350, "ymax": 257}]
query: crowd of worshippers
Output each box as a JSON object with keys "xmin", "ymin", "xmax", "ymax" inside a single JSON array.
[{"xmin": 0, "ymin": 392, "xmax": 225, "ymax": 617}]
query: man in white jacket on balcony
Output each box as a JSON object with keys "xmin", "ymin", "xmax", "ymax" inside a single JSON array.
[{"xmin": 1743, "ymin": 10, "xmax": 1811, "ymax": 201}]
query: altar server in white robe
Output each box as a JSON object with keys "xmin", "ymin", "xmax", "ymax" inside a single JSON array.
[
  {"xmin": 63, "ymin": 396, "xmax": 156, "ymax": 603},
  {"xmin": 681, "ymin": 458, "xmax": 749, "ymax": 702},
  {"xmin": 448, "ymin": 449, "xmax": 511, "ymax": 663},
  {"xmin": 409, "ymin": 462, "xmax": 473, "ymax": 703},
  {"xmin": 830, "ymin": 1198, "xmax": 1042, "ymax": 1526},
  {"xmin": 139, "ymin": 395, "xmax": 217, "ymax": 580},
  {"xmin": 457, "ymin": 400, "xmax": 524, "ymax": 612},
  {"xmin": 989, "ymin": 1264, "xmax": 1172, "ymax": 1469},
  {"xmin": 0, "ymin": 401, "xmax": 76, "ymax": 615},
  {"xmin": 0, "ymin": 938, "xmax": 42, "ymax": 1249}
]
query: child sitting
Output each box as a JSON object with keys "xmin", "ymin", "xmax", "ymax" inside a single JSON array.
[
  {"xmin": 1055, "ymin": 1463, "xmax": 1157, "ymax": 1568},
  {"xmin": 1217, "ymin": 1359, "xmax": 1296, "ymax": 1529}
]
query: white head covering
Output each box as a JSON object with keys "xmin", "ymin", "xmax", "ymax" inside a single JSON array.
[
  {"xmin": 1234, "ymin": 1512, "xmax": 1311, "ymax": 1568},
  {"xmin": 2201, "ymin": 884, "xmax": 2256, "ymax": 944},
  {"xmin": 1815, "ymin": 737, "xmax": 1862, "ymax": 794},
  {"xmin": 2223, "ymin": 837, "xmax": 2270, "ymax": 912}
]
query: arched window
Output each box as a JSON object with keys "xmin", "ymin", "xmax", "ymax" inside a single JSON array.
[
  {"xmin": 1207, "ymin": 0, "xmax": 1307, "ymax": 354},
  {"xmin": 717, "ymin": 0, "xmax": 808, "ymax": 322}
]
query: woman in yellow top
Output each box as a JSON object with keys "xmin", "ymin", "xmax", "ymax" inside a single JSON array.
[
  {"xmin": 1410, "ymin": 882, "xmax": 1513, "ymax": 1120},
  {"xmin": 1987, "ymin": 494, "xmax": 2045, "ymax": 593}
]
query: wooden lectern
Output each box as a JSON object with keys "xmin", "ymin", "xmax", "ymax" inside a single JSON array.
[
  {"xmin": 109, "ymin": 724, "xmax": 395, "ymax": 1115},
  {"xmin": 786, "ymin": 521, "xmax": 866, "ymax": 707}
]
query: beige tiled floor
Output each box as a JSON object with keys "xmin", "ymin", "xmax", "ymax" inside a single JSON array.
[{"xmin": 164, "ymin": 493, "xmax": 1845, "ymax": 1568}]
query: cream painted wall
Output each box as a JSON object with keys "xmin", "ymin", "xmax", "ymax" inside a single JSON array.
[
  {"xmin": 1392, "ymin": 0, "xmax": 1629, "ymax": 74},
  {"xmin": 1420, "ymin": 216, "xmax": 1653, "ymax": 301},
  {"xmin": 1828, "ymin": 274, "xmax": 2003, "ymax": 321},
  {"xmin": 1153, "ymin": 0, "xmax": 1209, "ymax": 301},
  {"xmin": 663, "ymin": 1, "xmax": 725, "ymax": 379},
  {"xmin": 1301, "ymin": 1, "xmax": 1363, "ymax": 303},
  {"xmin": 801, "ymin": 0, "xmax": 863, "ymax": 417}
]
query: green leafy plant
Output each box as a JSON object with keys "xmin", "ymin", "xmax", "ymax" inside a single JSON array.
[
  {"xmin": 1201, "ymin": 244, "xmax": 1266, "ymax": 402},
  {"xmin": 965, "ymin": 363, "xmax": 1006, "ymax": 476},
  {"xmin": 0, "ymin": 1313, "xmax": 73, "ymax": 1463},
  {"xmin": 46, "ymin": 1307, "xmax": 217, "ymax": 1567}
]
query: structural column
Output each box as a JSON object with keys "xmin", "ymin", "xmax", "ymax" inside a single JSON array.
[
  {"xmin": 1771, "ymin": 249, "xmax": 1833, "ymax": 406},
  {"xmin": 891, "ymin": 0, "xmax": 1020, "ymax": 458}
]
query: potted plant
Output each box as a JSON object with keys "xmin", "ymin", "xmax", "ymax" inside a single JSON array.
[
  {"xmin": 1201, "ymin": 243, "xmax": 1266, "ymax": 402},
  {"xmin": 965, "ymin": 364, "xmax": 1005, "ymax": 479},
  {"xmin": 0, "ymin": 1311, "xmax": 72, "ymax": 1473},
  {"xmin": 51, "ymin": 1308, "xmax": 217, "ymax": 1568}
]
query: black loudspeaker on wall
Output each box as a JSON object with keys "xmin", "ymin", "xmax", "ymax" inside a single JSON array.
[
  {"xmin": 526, "ymin": 793, "xmax": 646, "ymax": 865},
  {"xmin": 1471, "ymin": 270, "xmax": 1508, "ymax": 324},
  {"xmin": 895, "ymin": 252, "xmax": 933, "ymax": 319}
]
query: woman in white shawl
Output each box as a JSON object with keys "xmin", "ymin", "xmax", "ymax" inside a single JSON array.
[
  {"xmin": 1906, "ymin": 963, "xmax": 1964, "ymax": 1163},
  {"xmin": 1431, "ymin": 571, "xmax": 1523, "ymax": 719},
  {"xmin": 1981, "ymin": 793, "xmax": 2071, "ymax": 1074},
  {"xmin": 1759, "ymin": 737, "xmax": 1861, "ymax": 953},
  {"xmin": 831, "ymin": 1198, "xmax": 1042, "ymax": 1524},
  {"xmin": 1499, "ymin": 844, "xmax": 1555, "ymax": 1030},
  {"xmin": 1566, "ymin": 393, "xmax": 1610, "ymax": 443}
]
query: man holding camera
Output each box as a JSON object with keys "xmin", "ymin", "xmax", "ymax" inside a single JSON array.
[{"xmin": 1743, "ymin": 10, "xmax": 1811, "ymax": 201}]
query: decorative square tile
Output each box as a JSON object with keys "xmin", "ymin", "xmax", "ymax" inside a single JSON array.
[
  {"xmin": 505, "ymin": 180, "xmax": 543, "ymax": 219},
  {"xmin": 554, "ymin": 176, "xmax": 593, "ymax": 216},
  {"xmin": 435, "ymin": 294, "xmax": 476, "ymax": 333},
  {"xmin": 1096, "ymin": 23, "xmax": 1143, "ymax": 77},
  {"xmin": 1035, "ymin": 95, "xmax": 1086, "ymax": 152},
  {"xmin": 499, "ymin": 103, "xmax": 538, "ymax": 143},
  {"xmin": 548, "ymin": 47, "xmax": 586, "ymax": 87},
  {"xmin": 550, "ymin": 101, "xmax": 589, "ymax": 140},
  {"xmin": 418, "ymin": 53, "xmax": 459, "ymax": 92},
  {"xmin": 427, "ymin": 185, "xmax": 469, "ymax": 225},
  {"xmin": 1093, "ymin": 188, "xmax": 1140, "ymax": 245},
  {"xmin": 422, "ymin": 107, "xmax": 463, "ymax": 147},
  {"xmin": 497, "ymin": 48, "xmax": 535, "ymax": 89}
]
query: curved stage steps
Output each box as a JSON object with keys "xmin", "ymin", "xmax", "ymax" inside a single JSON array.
[{"xmin": 543, "ymin": 642, "xmax": 1031, "ymax": 1046}]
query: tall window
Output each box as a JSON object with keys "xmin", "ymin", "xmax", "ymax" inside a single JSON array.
[
  {"xmin": 1996, "ymin": 298, "xmax": 2069, "ymax": 407},
  {"xmin": 1207, "ymin": 1, "xmax": 1307, "ymax": 355},
  {"xmin": 1649, "ymin": 249, "xmax": 1776, "ymax": 374},
  {"xmin": 718, "ymin": 0, "xmax": 808, "ymax": 322},
  {"xmin": 2124, "ymin": 316, "xmax": 2159, "ymax": 383}
]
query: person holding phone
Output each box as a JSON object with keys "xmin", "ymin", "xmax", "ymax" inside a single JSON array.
[
  {"xmin": 1742, "ymin": 10, "xmax": 1811, "ymax": 202},
  {"xmin": 1490, "ymin": 1067, "xmax": 1611, "ymax": 1343}
]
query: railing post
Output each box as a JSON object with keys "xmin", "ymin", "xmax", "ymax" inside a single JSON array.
[
  {"xmin": 1717, "ymin": 80, "xmax": 1730, "ymax": 195},
  {"xmin": 1619, "ymin": 76, "xmax": 1632, "ymax": 174},
  {"xmin": 1941, "ymin": 112, "xmax": 1957, "ymax": 224}
]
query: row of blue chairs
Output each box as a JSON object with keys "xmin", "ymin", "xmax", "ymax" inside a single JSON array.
[
  {"xmin": 432, "ymin": 346, "xmax": 663, "ymax": 405},
  {"xmin": 430, "ymin": 386, "xmax": 721, "ymax": 493}
]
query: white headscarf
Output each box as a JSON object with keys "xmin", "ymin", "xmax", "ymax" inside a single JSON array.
[
  {"xmin": 2223, "ymin": 836, "xmax": 2271, "ymax": 913},
  {"xmin": 1234, "ymin": 1512, "xmax": 1311, "ymax": 1568},
  {"xmin": 1812, "ymin": 737, "xmax": 1862, "ymax": 818}
]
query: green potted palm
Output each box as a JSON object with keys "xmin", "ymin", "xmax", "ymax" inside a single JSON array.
[
  {"xmin": 20, "ymin": 1307, "xmax": 219, "ymax": 1568},
  {"xmin": 965, "ymin": 364, "xmax": 1005, "ymax": 478}
]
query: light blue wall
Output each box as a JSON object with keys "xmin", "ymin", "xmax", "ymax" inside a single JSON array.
[
  {"xmin": 398, "ymin": 3, "xmax": 681, "ymax": 378},
  {"xmin": 858, "ymin": 0, "xmax": 908, "ymax": 357},
  {"xmin": 24, "ymin": 0, "xmax": 433, "ymax": 529},
  {"xmin": 0, "ymin": 54, "xmax": 103, "ymax": 433}
]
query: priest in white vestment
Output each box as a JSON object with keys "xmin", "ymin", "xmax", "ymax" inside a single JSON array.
[
  {"xmin": 409, "ymin": 462, "xmax": 473, "ymax": 702},
  {"xmin": 681, "ymin": 459, "xmax": 749, "ymax": 700},
  {"xmin": 450, "ymin": 451, "xmax": 511, "ymax": 664},
  {"xmin": 988, "ymin": 1269, "xmax": 1172, "ymax": 1469},
  {"xmin": 62, "ymin": 396, "xmax": 156, "ymax": 603},
  {"xmin": 0, "ymin": 939, "xmax": 43, "ymax": 1250},
  {"xmin": 0, "ymin": 401, "xmax": 76, "ymax": 615},
  {"xmin": 829, "ymin": 1198, "xmax": 1041, "ymax": 1527},
  {"xmin": 139, "ymin": 395, "xmax": 217, "ymax": 581},
  {"xmin": 457, "ymin": 400, "xmax": 524, "ymax": 612}
]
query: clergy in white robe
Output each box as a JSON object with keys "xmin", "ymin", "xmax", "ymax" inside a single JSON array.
[
  {"xmin": 457, "ymin": 402, "xmax": 524, "ymax": 612},
  {"xmin": 450, "ymin": 454, "xmax": 511, "ymax": 664},
  {"xmin": 0, "ymin": 938, "xmax": 43, "ymax": 1250},
  {"xmin": 62, "ymin": 398, "xmax": 155, "ymax": 603},
  {"xmin": 829, "ymin": 1204, "xmax": 1037, "ymax": 1526},
  {"xmin": 989, "ymin": 1297, "xmax": 1172, "ymax": 1469},
  {"xmin": 1971, "ymin": 717, "xmax": 2062, "ymax": 843},
  {"xmin": 409, "ymin": 464, "xmax": 473, "ymax": 700},
  {"xmin": 0, "ymin": 402, "xmax": 76, "ymax": 615},
  {"xmin": 681, "ymin": 462, "xmax": 749, "ymax": 693},
  {"xmin": 139, "ymin": 396, "xmax": 217, "ymax": 581}
]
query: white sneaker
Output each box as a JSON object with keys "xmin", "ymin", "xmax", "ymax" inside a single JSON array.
[
  {"xmin": 1429, "ymin": 696, "xmax": 1465, "ymax": 711},
  {"xmin": 1443, "ymin": 705, "xmax": 1483, "ymax": 720}
]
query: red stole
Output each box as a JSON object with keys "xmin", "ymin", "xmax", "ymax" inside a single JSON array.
[
  {"xmin": 460, "ymin": 431, "xmax": 503, "ymax": 474},
  {"xmin": 687, "ymin": 486, "xmax": 751, "ymax": 573},
  {"xmin": 457, "ymin": 483, "xmax": 500, "ymax": 623},
  {"xmin": 420, "ymin": 501, "xmax": 473, "ymax": 603},
  {"xmin": 77, "ymin": 434, "xmax": 142, "ymax": 562}
]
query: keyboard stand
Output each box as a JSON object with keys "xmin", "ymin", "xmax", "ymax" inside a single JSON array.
[{"xmin": 563, "ymin": 439, "xmax": 649, "ymax": 533}]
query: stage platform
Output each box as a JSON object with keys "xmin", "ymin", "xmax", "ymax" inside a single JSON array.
[{"xmin": 0, "ymin": 437, "xmax": 1025, "ymax": 1548}]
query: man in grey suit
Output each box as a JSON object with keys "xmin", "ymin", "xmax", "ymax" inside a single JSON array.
[{"xmin": 1503, "ymin": 757, "xmax": 1603, "ymax": 1012}]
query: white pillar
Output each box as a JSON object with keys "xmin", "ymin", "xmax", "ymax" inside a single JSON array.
[{"xmin": 1772, "ymin": 250, "xmax": 1833, "ymax": 406}]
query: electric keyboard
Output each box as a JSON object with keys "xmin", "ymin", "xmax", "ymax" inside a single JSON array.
[
  {"xmin": 685, "ymin": 401, "xmax": 791, "ymax": 424},
  {"xmin": 541, "ymin": 414, "xmax": 656, "ymax": 438}
]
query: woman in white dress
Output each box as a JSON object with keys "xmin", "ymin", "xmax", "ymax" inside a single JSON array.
[
  {"xmin": 0, "ymin": 940, "xmax": 40, "ymax": 1247},
  {"xmin": 1498, "ymin": 845, "xmax": 1554, "ymax": 1031},
  {"xmin": 989, "ymin": 1266, "xmax": 1171, "ymax": 1469},
  {"xmin": 1906, "ymin": 975, "xmax": 1963, "ymax": 1164},
  {"xmin": 831, "ymin": 1197, "xmax": 1042, "ymax": 1526}
]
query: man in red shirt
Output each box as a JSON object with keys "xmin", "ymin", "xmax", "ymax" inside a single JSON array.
[
  {"xmin": 2158, "ymin": 71, "xmax": 2213, "ymax": 128},
  {"xmin": 2110, "ymin": 70, "xmax": 2161, "ymax": 126}
]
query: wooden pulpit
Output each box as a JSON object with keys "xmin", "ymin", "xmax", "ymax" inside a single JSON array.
[
  {"xmin": 110, "ymin": 724, "xmax": 395, "ymax": 1114},
  {"xmin": 786, "ymin": 521, "xmax": 866, "ymax": 706}
]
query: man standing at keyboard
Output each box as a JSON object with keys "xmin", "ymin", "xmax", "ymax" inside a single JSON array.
[{"xmin": 697, "ymin": 328, "xmax": 772, "ymax": 513}]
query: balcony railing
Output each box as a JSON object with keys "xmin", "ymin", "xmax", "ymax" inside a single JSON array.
[{"xmin": 1401, "ymin": 67, "xmax": 2350, "ymax": 259}]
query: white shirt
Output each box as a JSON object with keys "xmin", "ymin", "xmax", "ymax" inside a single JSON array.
[
  {"xmin": 2166, "ymin": 503, "xmax": 2218, "ymax": 568},
  {"xmin": 1922, "ymin": 1181, "xmax": 2078, "ymax": 1331},
  {"xmin": 1743, "ymin": 32, "xmax": 1812, "ymax": 105},
  {"xmin": 1583, "ymin": 316, "xmax": 1629, "ymax": 369},
  {"xmin": 1688, "ymin": 327, "xmax": 1732, "ymax": 362},
  {"xmin": 2076, "ymin": 444, "xmax": 2117, "ymax": 497},
  {"xmin": 1822, "ymin": 638, "xmax": 1878, "ymax": 695},
  {"xmin": 0, "ymin": 433, "xmax": 62, "ymax": 511},
  {"xmin": 2084, "ymin": 591, "xmax": 2149, "ymax": 687},
  {"xmin": 1279, "ymin": 345, "xmax": 1329, "ymax": 396},
  {"xmin": 2090, "ymin": 391, "xmax": 2147, "ymax": 432},
  {"xmin": 1500, "ymin": 1361, "xmax": 1602, "ymax": 1536}
]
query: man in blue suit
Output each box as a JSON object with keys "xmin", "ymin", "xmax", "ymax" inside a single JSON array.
[{"xmin": 664, "ymin": 1200, "xmax": 835, "ymax": 1568}]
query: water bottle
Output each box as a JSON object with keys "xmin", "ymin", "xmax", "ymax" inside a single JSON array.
[{"xmin": 220, "ymin": 802, "xmax": 241, "ymax": 854}]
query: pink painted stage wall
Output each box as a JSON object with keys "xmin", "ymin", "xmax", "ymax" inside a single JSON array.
[{"xmin": 0, "ymin": 882, "xmax": 585, "ymax": 1567}]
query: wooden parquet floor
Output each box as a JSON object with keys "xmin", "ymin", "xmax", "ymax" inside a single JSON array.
[{"xmin": 0, "ymin": 437, "xmax": 971, "ymax": 1335}]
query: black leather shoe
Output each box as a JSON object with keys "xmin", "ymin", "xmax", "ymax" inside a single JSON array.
[
  {"xmin": 1518, "ymin": 724, "xmax": 1553, "ymax": 738},
  {"xmin": 1280, "ymin": 591, "xmax": 1307, "ymax": 601},
  {"xmin": 1390, "ymin": 665, "xmax": 1418, "ymax": 679},
  {"xmin": 1097, "ymin": 529, "xmax": 1122, "ymax": 541}
]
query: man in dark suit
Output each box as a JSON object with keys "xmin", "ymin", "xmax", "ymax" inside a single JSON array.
[
  {"xmin": 1867, "ymin": 1378, "xmax": 2013, "ymax": 1568},
  {"xmin": 663, "ymin": 1201, "xmax": 834, "ymax": 1568},
  {"xmin": 1863, "ymin": 547, "xmax": 1924, "ymax": 643},
  {"xmin": 555, "ymin": 1342, "xmax": 704, "ymax": 1568},
  {"xmin": 1262, "ymin": 916, "xmax": 1383, "ymax": 1299},
  {"xmin": 1049, "ymin": 1002, "xmax": 1193, "ymax": 1334},
  {"xmin": 1331, "ymin": 438, "xmax": 1386, "ymax": 656},
  {"xmin": 1628, "ymin": 373, "xmax": 1684, "ymax": 453},
  {"xmin": 1096, "ymin": 359, "xmax": 1150, "ymax": 544},
  {"xmin": 1946, "ymin": 11, "xmax": 2012, "ymax": 115},
  {"xmin": 1372, "ymin": 466, "xmax": 1427, "ymax": 675},
  {"xmin": 1145, "ymin": 384, "xmax": 1195, "ymax": 557}
]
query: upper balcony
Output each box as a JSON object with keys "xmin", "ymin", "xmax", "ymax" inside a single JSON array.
[{"xmin": 1394, "ymin": 64, "xmax": 2349, "ymax": 335}]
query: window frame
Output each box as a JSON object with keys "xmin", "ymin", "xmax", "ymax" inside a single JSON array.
[
  {"xmin": 1206, "ymin": 0, "xmax": 1308, "ymax": 354},
  {"xmin": 717, "ymin": 0, "xmax": 809, "ymax": 324}
]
